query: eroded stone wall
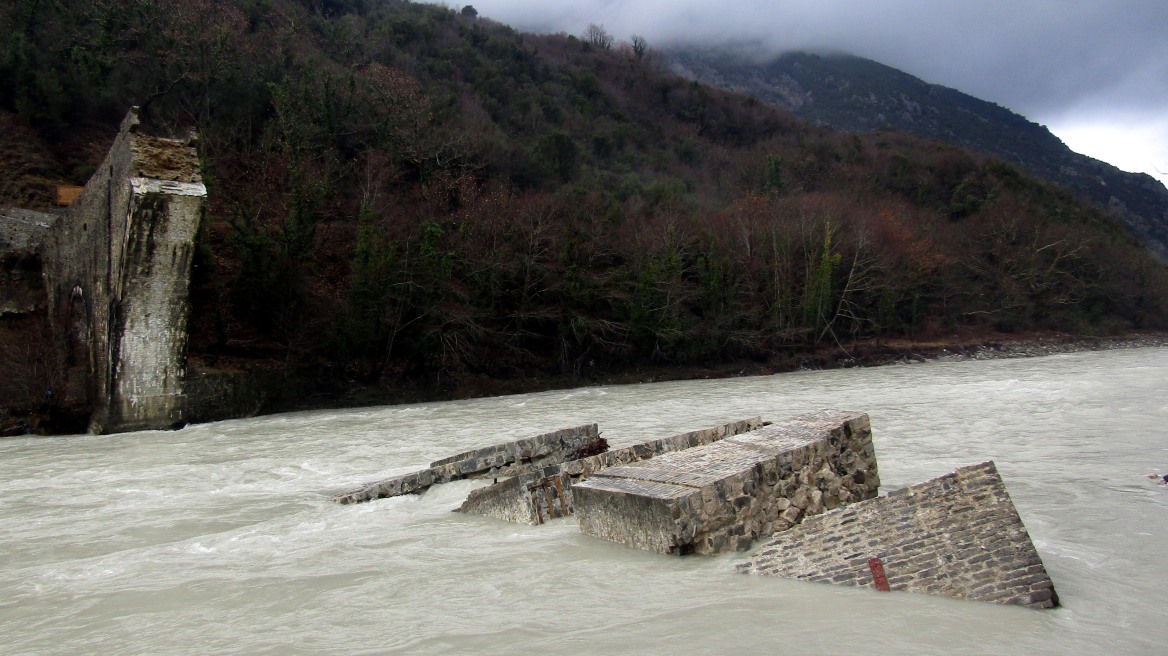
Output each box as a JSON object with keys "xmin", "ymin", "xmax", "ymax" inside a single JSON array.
[
  {"xmin": 736, "ymin": 461, "xmax": 1059, "ymax": 609},
  {"xmin": 572, "ymin": 411, "xmax": 879, "ymax": 555}
]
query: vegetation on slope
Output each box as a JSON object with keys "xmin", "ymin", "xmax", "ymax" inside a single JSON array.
[
  {"xmin": 2, "ymin": 0, "xmax": 1167, "ymax": 414},
  {"xmin": 665, "ymin": 50, "xmax": 1168, "ymax": 260}
]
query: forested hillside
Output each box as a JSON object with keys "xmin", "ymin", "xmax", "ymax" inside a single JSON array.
[
  {"xmin": 3, "ymin": 0, "xmax": 1167, "ymax": 411},
  {"xmin": 666, "ymin": 50, "xmax": 1168, "ymax": 260}
]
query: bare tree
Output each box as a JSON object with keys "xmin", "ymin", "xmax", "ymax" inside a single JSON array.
[
  {"xmin": 583, "ymin": 23, "xmax": 614, "ymax": 51},
  {"xmin": 630, "ymin": 34, "xmax": 648, "ymax": 59}
]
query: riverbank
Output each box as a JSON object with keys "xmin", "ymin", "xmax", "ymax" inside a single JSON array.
[
  {"xmin": 312, "ymin": 330, "xmax": 1168, "ymax": 411},
  {"xmin": 5, "ymin": 330, "xmax": 1166, "ymax": 436},
  {"xmin": 812, "ymin": 331, "xmax": 1168, "ymax": 368}
]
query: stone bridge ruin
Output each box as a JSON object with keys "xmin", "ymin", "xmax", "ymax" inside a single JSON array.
[
  {"xmin": 21, "ymin": 108, "xmax": 206, "ymax": 434},
  {"xmin": 335, "ymin": 410, "xmax": 1059, "ymax": 610}
]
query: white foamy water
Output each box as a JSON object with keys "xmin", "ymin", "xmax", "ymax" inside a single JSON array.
[{"xmin": 2, "ymin": 348, "xmax": 1167, "ymax": 654}]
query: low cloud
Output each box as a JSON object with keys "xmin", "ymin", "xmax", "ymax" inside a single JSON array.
[{"xmin": 448, "ymin": 0, "xmax": 1167, "ymax": 181}]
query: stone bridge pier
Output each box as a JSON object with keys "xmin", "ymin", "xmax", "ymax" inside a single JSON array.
[{"xmin": 43, "ymin": 108, "xmax": 205, "ymax": 433}]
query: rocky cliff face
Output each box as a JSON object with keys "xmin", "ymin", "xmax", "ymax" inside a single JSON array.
[{"xmin": 666, "ymin": 49, "xmax": 1168, "ymax": 260}]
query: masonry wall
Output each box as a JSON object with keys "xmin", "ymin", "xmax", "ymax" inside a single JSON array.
[
  {"xmin": 573, "ymin": 411, "xmax": 879, "ymax": 555},
  {"xmin": 737, "ymin": 461, "xmax": 1059, "ymax": 609},
  {"xmin": 183, "ymin": 369, "xmax": 275, "ymax": 424},
  {"xmin": 0, "ymin": 207, "xmax": 56, "ymax": 317},
  {"xmin": 42, "ymin": 108, "xmax": 205, "ymax": 433}
]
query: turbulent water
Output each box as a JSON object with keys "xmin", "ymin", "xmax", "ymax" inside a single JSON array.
[{"xmin": 3, "ymin": 348, "xmax": 1167, "ymax": 655}]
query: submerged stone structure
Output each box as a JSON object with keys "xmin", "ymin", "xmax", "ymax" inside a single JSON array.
[
  {"xmin": 458, "ymin": 417, "xmax": 763, "ymax": 524},
  {"xmin": 737, "ymin": 461, "xmax": 1059, "ymax": 609},
  {"xmin": 41, "ymin": 108, "xmax": 205, "ymax": 433},
  {"xmin": 572, "ymin": 411, "xmax": 879, "ymax": 555},
  {"xmin": 333, "ymin": 412, "xmax": 1059, "ymax": 609},
  {"xmin": 333, "ymin": 424, "xmax": 603, "ymax": 504}
]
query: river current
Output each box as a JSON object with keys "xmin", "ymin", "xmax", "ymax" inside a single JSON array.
[{"xmin": 2, "ymin": 348, "xmax": 1167, "ymax": 654}]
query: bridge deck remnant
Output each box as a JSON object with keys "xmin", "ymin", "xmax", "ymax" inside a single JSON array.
[
  {"xmin": 572, "ymin": 410, "xmax": 879, "ymax": 555},
  {"xmin": 736, "ymin": 461, "xmax": 1059, "ymax": 609},
  {"xmin": 333, "ymin": 424, "xmax": 602, "ymax": 504},
  {"xmin": 458, "ymin": 417, "xmax": 763, "ymax": 524}
]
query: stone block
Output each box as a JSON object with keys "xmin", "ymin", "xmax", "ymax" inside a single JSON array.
[
  {"xmin": 736, "ymin": 461, "xmax": 1059, "ymax": 609},
  {"xmin": 572, "ymin": 411, "xmax": 877, "ymax": 555}
]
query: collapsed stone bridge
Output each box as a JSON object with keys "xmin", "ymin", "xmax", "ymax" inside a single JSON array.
[{"xmin": 335, "ymin": 411, "xmax": 1059, "ymax": 610}]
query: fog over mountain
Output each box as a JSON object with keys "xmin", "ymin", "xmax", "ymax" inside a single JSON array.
[{"xmin": 448, "ymin": 0, "xmax": 1168, "ymax": 184}]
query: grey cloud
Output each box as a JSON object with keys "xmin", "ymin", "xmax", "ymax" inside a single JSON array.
[{"xmin": 457, "ymin": 0, "xmax": 1168, "ymax": 122}]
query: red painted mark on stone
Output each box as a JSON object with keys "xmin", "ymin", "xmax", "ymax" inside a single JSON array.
[{"xmin": 868, "ymin": 557, "xmax": 890, "ymax": 591}]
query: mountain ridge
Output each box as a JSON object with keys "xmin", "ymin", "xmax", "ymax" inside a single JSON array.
[{"xmin": 664, "ymin": 48, "xmax": 1168, "ymax": 260}]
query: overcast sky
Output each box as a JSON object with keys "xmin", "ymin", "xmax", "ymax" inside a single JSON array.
[{"xmin": 446, "ymin": 0, "xmax": 1168, "ymax": 185}]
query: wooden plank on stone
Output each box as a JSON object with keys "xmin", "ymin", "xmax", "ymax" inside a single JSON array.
[{"xmin": 55, "ymin": 185, "xmax": 83, "ymax": 206}]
